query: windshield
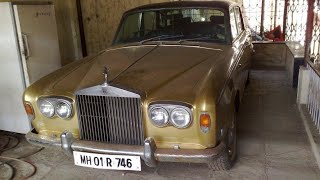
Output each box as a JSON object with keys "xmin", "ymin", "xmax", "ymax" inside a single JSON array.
[{"xmin": 114, "ymin": 8, "xmax": 227, "ymax": 45}]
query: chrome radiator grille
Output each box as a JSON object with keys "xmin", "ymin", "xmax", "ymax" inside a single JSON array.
[{"xmin": 76, "ymin": 95, "xmax": 144, "ymax": 145}]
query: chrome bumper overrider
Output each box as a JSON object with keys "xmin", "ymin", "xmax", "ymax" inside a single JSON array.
[{"xmin": 26, "ymin": 129, "xmax": 225, "ymax": 167}]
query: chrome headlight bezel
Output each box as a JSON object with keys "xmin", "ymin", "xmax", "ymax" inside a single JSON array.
[
  {"xmin": 38, "ymin": 99, "xmax": 55, "ymax": 118},
  {"xmin": 170, "ymin": 107, "xmax": 192, "ymax": 129},
  {"xmin": 148, "ymin": 106, "xmax": 170, "ymax": 127},
  {"xmin": 37, "ymin": 97, "xmax": 73, "ymax": 119},
  {"xmin": 148, "ymin": 103, "xmax": 193, "ymax": 129},
  {"xmin": 55, "ymin": 99, "xmax": 73, "ymax": 119}
]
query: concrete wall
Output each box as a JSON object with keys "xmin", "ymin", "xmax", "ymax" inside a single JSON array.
[
  {"xmin": 252, "ymin": 43, "xmax": 287, "ymax": 68},
  {"xmin": 80, "ymin": 0, "xmax": 170, "ymax": 55},
  {"xmin": 53, "ymin": 0, "xmax": 82, "ymax": 65},
  {"xmin": 252, "ymin": 42, "xmax": 305, "ymax": 87}
]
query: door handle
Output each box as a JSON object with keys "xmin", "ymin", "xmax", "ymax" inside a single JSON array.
[{"xmin": 22, "ymin": 33, "xmax": 31, "ymax": 60}]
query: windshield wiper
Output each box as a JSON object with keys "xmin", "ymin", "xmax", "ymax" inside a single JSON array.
[
  {"xmin": 140, "ymin": 35, "xmax": 184, "ymax": 44},
  {"xmin": 178, "ymin": 37, "xmax": 212, "ymax": 44}
]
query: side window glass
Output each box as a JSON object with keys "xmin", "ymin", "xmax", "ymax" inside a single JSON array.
[
  {"xmin": 143, "ymin": 11, "xmax": 156, "ymax": 31},
  {"xmin": 115, "ymin": 13, "xmax": 141, "ymax": 43},
  {"xmin": 235, "ymin": 7, "xmax": 244, "ymax": 33},
  {"xmin": 230, "ymin": 8, "xmax": 238, "ymax": 39}
]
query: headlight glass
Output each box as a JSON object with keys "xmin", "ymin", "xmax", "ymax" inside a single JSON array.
[
  {"xmin": 39, "ymin": 100, "xmax": 55, "ymax": 118},
  {"xmin": 150, "ymin": 107, "xmax": 169, "ymax": 127},
  {"xmin": 55, "ymin": 101, "xmax": 72, "ymax": 119},
  {"xmin": 38, "ymin": 97, "xmax": 73, "ymax": 119},
  {"xmin": 170, "ymin": 108, "xmax": 191, "ymax": 128}
]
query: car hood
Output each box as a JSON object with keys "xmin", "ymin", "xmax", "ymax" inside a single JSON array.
[{"xmin": 51, "ymin": 44, "xmax": 227, "ymax": 103}]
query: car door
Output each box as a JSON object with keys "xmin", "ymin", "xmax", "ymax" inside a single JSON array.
[
  {"xmin": 216, "ymin": 7, "xmax": 243, "ymax": 132},
  {"xmin": 230, "ymin": 6, "xmax": 251, "ymax": 98}
]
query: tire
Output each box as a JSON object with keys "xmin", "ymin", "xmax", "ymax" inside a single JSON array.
[
  {"xmin": 208, "ymin": 110, "xmax": 237, "ymax": 171},
  {"xmin": 207, "ymin": 148, "xmax": 232, "ymax": 171}
]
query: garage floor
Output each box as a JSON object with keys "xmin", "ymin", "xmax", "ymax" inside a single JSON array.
[{"xmin": 1, "ymin": 68, "xmax": 320, "ymax": 179}]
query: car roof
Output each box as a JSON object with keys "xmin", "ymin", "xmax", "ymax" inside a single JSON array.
[{"xmin": 126, "ymin": 0, "xmax": 238, "ymax": 14}]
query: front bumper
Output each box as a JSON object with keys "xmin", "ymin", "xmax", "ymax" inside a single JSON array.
[{"xmin": 26, "ymin": 129, "xmax": 225, "ymax": 167}]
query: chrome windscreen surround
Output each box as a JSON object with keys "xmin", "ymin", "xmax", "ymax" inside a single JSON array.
[
  {"xmin": 76, "ymin": 85, "xmax": 141, "ymax": 98},
  {"xmin": 75, "ymin": 85, "xmax": 144, "ymax": 145}
]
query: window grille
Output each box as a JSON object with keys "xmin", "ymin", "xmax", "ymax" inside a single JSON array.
[
  {"xmin": 242, "ymin": 0, "xmax": 285, "ymax": 36},
  {"xmin": 242, "ymin": 0, "xmax": 310, "ymax": 44},
  {"xmin": 264, "ymin": 0, "xmax": 285, "ymax": 33},
  {"xmin": 310, "ymin": 0, "xmax": 320, "ymax": 63},
  {"xmin": 286, "ymin": 0, "xmax": 308, "ymax": 43},
  {"xmin": 242, "ymin": 0, "xmax": 262, "ymax": 34}
]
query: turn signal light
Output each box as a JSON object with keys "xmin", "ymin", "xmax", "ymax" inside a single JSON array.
[
  {"xmin": 24, "ymin": 102, "xmax": 35, "ymax": 121},
  {"xmin": 200, "ymin": 113, "xmax": 211, "ymax": 133}
]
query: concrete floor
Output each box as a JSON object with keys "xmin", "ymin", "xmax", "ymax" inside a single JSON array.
[{"xmin": 1, "ymin": 69, "xmax": 320, "ymax": 179}]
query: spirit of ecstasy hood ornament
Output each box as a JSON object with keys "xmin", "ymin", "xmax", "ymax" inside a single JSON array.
[
  {"xmin": 102, "ymin": 66, "xmax": 109, "ymax": 93},
  {"xmin": 103, "ymin": 66, "xmax": 109, "ymax": 85}
]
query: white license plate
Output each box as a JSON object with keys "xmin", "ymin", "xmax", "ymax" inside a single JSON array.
[{"xmin": 73, "ymin": 151, "xmax": 141, "ymax": 171}]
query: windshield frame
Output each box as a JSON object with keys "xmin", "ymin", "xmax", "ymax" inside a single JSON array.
[{"xmin": 112, "ymin": 6, "xmax": 232, "ymax": 46}]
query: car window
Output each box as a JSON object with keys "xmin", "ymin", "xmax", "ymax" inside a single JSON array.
[
  {"xmin": 114, "ymin": 8, "xmax": 227, "ymax": 44},
  {"xmin": 118, "ymin": 13, "xmax": 141, "ymax": 41},
  {"xmin": 234, "ymin": 7, "xmax": 244, "ymax": 34},
  {"xmin": 143, "ymin": 11, "xmax": 157, "ymax": 32},
  {"xmin": 230, "ymin": 8, "xmax": 238, "ymax": 39}
]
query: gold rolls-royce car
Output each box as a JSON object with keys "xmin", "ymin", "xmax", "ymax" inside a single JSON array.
[{"xmin": 24, "ymin": 0, "xmax": 252, "ymax": 171}]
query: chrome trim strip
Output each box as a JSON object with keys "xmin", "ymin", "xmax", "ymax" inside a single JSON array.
[
  {"xmin": 76, "ymin": 85, "xmax": 141, "ymax": 98},
  {"xmin": 26, "ymin": 130, "xmax": 225, "ymax": 167}
]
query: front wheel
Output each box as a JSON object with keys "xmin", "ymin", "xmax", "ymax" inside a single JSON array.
[
  {"xmin": 208, "ymin": 111, "xmax": 237, "ymax": 170},
  {"xmin": 207, "ymin": 148, "xmax": 232, "ymax": 170}
]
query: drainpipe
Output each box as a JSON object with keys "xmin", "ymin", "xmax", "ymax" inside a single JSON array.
[{"xmin": 76, "ymin": 0, "xmax": 88, "ymax": 57}]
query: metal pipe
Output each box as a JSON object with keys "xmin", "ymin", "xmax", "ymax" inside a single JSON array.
[
  {"xmin": 260, "ymin": 0, "xmax": 266, "ymax": 36},
  {"xmin": 304, "ymin": 0, "xmax": 316, "ymax": 61},
  {"xmin": 283, "ymin": 0, "xmax": 289, "ymax": 40},
  {"xmin": 274, "ymin": 0, "xmax": 278, "ymax": 29}
]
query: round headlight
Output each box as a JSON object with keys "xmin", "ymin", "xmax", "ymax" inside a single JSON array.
[
  {"xmin": 149, "ymin": 107, "xmax": 169, "ymax": 127},
  {"xmin": 39, "ymin": 100, "xmax": 55, "ymax": 118},
  {"xmin": 170, "ymin": 108, "xmax": 191, "ymax": 128},
  {"xmin": 55, "ymin": 101, "xmax": 72, "ymax": 119}
]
